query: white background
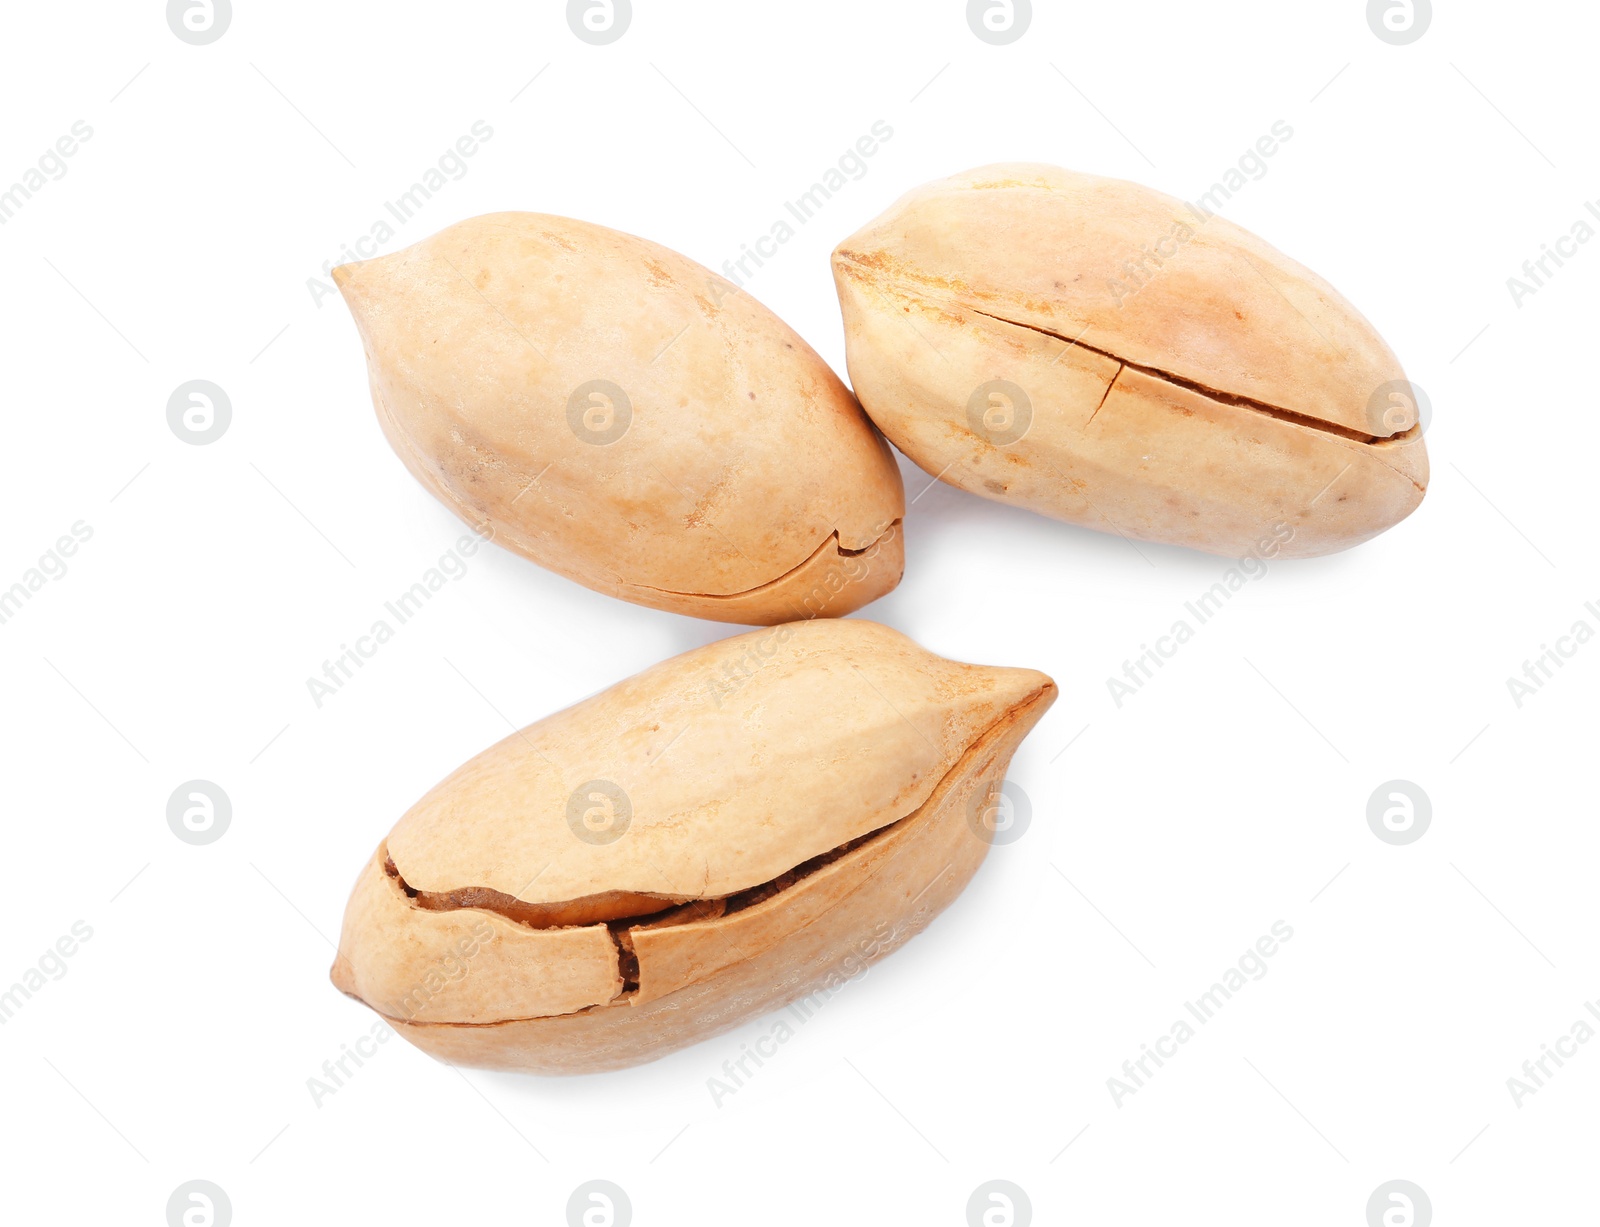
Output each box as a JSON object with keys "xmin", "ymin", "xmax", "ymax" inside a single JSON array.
[{"xmin": 1, "ymin": 1, "xmax": 1594, "ymax": 1223}]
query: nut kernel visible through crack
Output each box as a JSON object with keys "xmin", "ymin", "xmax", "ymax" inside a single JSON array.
[{"xmin": 329, "ymin": 619, "xmax": 1056, "ymax": 1073}]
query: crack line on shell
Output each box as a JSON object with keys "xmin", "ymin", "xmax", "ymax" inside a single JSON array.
[
  {"xmin": 1086, "ymin": 364, "xmax": 1122, "ymax": 427},
  {"xmin": 374, "ymin": 681, "xmax": 1056, "ymax": 1028},
  {"xmin": 631, "ymin": 520, "xmax": 902, "ymax": 603},
  {"xmin": 369, "ymin": 380, "xmax": 902, "ymax": 610},
  {"xmin": 387, "ymin": 678, "xmax": 1056, "ymax": 931},
  {"xmin": 965, "ymin": 307, "xmax": 1413, "ymax": 446},
  {"xmin": 387, "ymin": 823, "xmax": 894, "ymax": 933}
]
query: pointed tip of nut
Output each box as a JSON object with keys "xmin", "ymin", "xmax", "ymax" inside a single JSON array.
[
  {"xmin": 1002, "ymin": 670, "xmax": 1058, "ymax": 730},
  {"xmin": 332, "ymin": 257, "xmax": 392, "ymax": 308},
  {"xmin": 331, "ymin": 257, "xmax": 389, "ymax": 336},
  {"xmin": 329, "ymin": 952, "xmax": 357, "ymax": 997},
  {"xmin": 959, "ymin": 662, "xmax": 1057, "ymax": 745}
]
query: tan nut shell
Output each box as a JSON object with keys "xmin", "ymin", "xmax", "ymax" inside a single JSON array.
[
  {"xmin": 335, "ymin": 213, "xmax": 905, "ymax": 623},
  {"xmin": 832, "ymin": 164, "xmax": 1428, "ymax": 557},
  {"xmin": 330, "ymin": 618, "xmax": 1056, "ymax": 1073}
]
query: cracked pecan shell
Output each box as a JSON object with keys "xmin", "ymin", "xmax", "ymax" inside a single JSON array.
[
  {"xmin": 832, "ymin": 164, "xmax": 1428, "ymax": 557},
  {"xmin": 330, "ymin": 619, "xmax": 1055, "ymax": 1074},
  {"xmin": 335, "ymin": 213, "xmax": 904, "ymax": 623}
]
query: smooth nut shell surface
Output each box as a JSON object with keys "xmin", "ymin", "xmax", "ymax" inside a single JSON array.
[
  {"xmin": 336, "ymin": 212, "xmax": 905, "ymax": 623},
  {"xmin": 832, "ymin": 163, "xmax": 1428, "ymax": 557},
  {"xmin": 330, "ymin": 619, "xmax": 1056, "ymax": 1073}
]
